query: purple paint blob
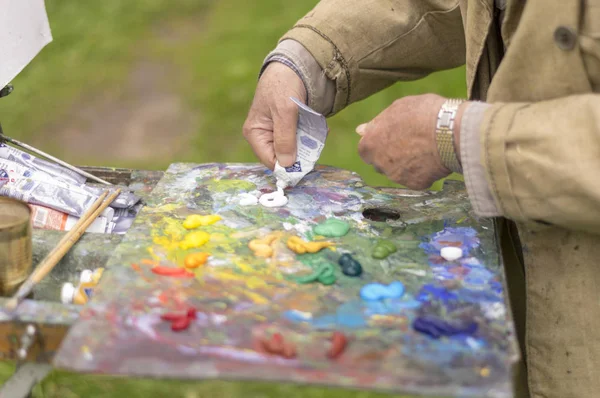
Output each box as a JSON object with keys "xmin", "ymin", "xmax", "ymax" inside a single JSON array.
[{"xmin": 412, "ymin": 315, "xmax": 478, "ymax": 339}]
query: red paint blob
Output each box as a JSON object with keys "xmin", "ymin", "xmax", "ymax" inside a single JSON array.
[
  {"xmin": 327, "ymin": 331, "xmax": 348, "ymax": 359},
  {"xmin": 171, "ymin": 316, "xmax": 191, "ymax": 331},
  {"xmin": 160, "ymin": 313, "xmax": 184, "ymax": 322},
  {"xmin": 259, "ymin": 333, "xmax": 297, "ymax": 359},
  {"xmin": 151, "ymin": 266, "xmax": 194, "ymax": 278}
]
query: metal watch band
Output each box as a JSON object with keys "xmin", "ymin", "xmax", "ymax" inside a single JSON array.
[{"xmin": 435, "ymin": 98, "xmax": 464, "ymax": 173}]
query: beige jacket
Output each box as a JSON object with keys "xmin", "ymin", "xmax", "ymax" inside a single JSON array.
[{"xmin": 265, "ymin": 1, "xmax": 600, "ymax": 397}]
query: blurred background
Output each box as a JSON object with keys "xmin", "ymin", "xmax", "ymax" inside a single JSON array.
[
  {"xmin": 0, "ymin": 1, "xmax": 466, "ymax": 396},
  {"xmin": 1, "ymin": 0, "xmax": 465, "ymax": 187}
]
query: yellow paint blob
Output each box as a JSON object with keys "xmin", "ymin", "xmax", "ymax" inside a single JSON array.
[
  {"xmin": 246, "ymin": 276, "xmax": 267, "ymax": 289},
  {"xmin": 287, "ymin": 236, "xmax": 333, "ymax": 254},
  {"xmin": 183, "ymin": 214, "xmax": 222, "ymax": 229},
  {"xmin": 184, "ymin": 252, "xmax": 210, "ymax": 269},
  {"xmin": 248, "ymin": 234, "xmax": 279, "ymax": 257},
  {"xmin": 180, "ymin": 231, "xmax": 210, "ymax": 250}
]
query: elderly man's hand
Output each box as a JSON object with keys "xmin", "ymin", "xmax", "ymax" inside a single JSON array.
[
  {"xmin": 357, "ymin": 94, "xmax": 467, "ymax": 190},
  {"xmin": 243, "ymin": 63, "xmax": 306, "ymax": 170}
]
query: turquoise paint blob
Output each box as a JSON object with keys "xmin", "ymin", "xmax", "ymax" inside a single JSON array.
[
  {"xmin": 360, "ymin": 281, "xmax": 405, "ymax": 301},
  {"xmin": 313, "ymin": 218, "xmax": 350, "ymax": 237}
]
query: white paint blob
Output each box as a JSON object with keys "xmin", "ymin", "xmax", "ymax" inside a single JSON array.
[
  {"xmin": 238, "ymin": 193, "xmax": 258, "ymax": 206},
  {"xmin": 259, "ymin": 187, "xmax": 288, "ymax": 208},
  {"xmin": 440, "ymin": 246, "xmax": 463, "ymax": 261}
]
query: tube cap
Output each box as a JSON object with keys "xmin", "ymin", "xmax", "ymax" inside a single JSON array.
[{"xmin": 61, "ymin": 283, "xmax": 76, "ymax": 304}]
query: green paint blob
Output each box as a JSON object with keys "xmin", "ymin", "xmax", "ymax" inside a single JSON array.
[
  {"xmin": 313, "ymin": 218, "xmax": 350, "ymax": 237},
  {"xmin": 372, "ymin": 240, "xmax": 398, "ymax": 259},
  {"xmin": 294, "ymin": 262, "xmax": 337, "ymax": 285}
]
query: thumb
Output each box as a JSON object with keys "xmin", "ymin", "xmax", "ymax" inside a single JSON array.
[{"xmin": 273, "ymin": 103, "xmax": 299, "ymax": 167}]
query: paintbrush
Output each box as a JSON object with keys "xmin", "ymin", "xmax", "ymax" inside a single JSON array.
[{"xmin": 5, "ymin": 189, "xmax": 121, "ymax": 312}]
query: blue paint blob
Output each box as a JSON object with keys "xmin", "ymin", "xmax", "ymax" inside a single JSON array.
[
  {"xmin": 419, "ymin": 227, "xmax": 480, "ymax": 256},
  {"xmin": 360, "ymin": 281, "xmax": 405, "ymax": 301},
  {"xmin": 455, "ymin": 288, "xmax": 504, "ymax": 303},
  {"xmin": 412, "ymin": 315, "xmax": 478, "ymax": 339},
  {"xmin": 283, "ymin": 310, "xmax": 312, "ymax": 323},
  {"xmin": 311, "ymin": 314, "xmax": 337, "ymax": 329},
  {"xmin": 416, "ymin": 284, "xmax": 458, "ymax": 303},
  {"xmin": 308, "ymin": 301, "xmax": 368, "ymax": 330},
  {"xmin": 489, "ymin": 281, "xmax": 503, "ymax": 294}
]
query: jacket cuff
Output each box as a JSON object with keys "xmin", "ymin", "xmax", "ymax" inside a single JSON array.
[
  {"xmin": 280, "ymin": 26, "xmax": 350, "ymax": 115},
  {"xmin": 460, "ymin": 102, "xmax": 502, "ymax": 217},
  {"xmin": 261, "ymin": 40, "xmax": 335, "ymax": 116},
  {"xmin": 480, "ymin": 102, "xmax": 531, "ymax": 221}
]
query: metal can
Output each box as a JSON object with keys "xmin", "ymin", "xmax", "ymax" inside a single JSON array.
[{"xmin": 0, "ymin": 197, "xmax": 32, "ymax": 296}]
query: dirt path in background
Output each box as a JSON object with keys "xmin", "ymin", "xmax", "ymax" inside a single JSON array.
[{"xmin": 32, "ymin": 20, "xmax": 201, "ymax": 165}]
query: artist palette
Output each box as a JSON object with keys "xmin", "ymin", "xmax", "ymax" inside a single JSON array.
[{"xmin": 53, "ymin": 163, "xmax": 518, "ymax": 397}]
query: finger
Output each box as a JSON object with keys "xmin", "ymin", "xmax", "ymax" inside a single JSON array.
[
  {"xmin": 243, "ymin": 122, "xmax": 277, "ymax": 169},
  {"xmin": 356, "ymin": 123, "xmax": 369, "ymax": 136},
  {"xmin": 273, "ymin": 102, "xmax": 298, "ymax": 167},
  {"xmin": 357, "ymin": 136, "xmax": 373, "ymax": 165}
]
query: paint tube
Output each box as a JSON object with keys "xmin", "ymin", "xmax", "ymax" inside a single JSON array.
[
  {"xmin": 273, "ymin": 97, "xmax": 328, "ymax": 189},
  {"xmin": 0, "ymin": 142, "xmax": 86, "ymax": 185},
  {"xmin": 84, "ymin": 184, "xmax": 140, "ymax": 209},
  {"xmin": 29, "ymin": 204, "xmax": 115, "ymax": 234},
  {"xmin": 110, "ymin": 203, "xmax": 143, "ymax": 234},
  {"xmin": 0, "ymin": 158, "xmax": 100, "ymax": 216},
  {"xmin": 0, "ymin": 158, "xmax": 139, "ymax": 217}
]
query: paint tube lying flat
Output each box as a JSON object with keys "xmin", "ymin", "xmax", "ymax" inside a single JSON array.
[
  {"xmin": 85, "ymin": 184, "xmax": 139, "ymax": 209},
  {"xmin": 0, "ymin": 142, "xmax": 86, "ymax": 185},
  {"xmin": 0, "ymin": 159, "xmax": 140, "ymax": 216},
  {"xmin": 273, "ymin": 97, "xmax": 328, "ymax": 189},
  {"xmin": 0, "ymin": 159, "xmax": 99, "ymax": 216},
  {"xmin": 30, "ymin": 204, "xmax": 115, "ymax": 233}
]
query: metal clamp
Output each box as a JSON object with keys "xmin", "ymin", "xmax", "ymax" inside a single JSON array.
[{"xmin": 0, "ymin": 84, "xmax": 13, "ymax": 98}]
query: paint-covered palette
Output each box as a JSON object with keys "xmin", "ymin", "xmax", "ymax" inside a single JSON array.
[{"xmin": 54, "ymin": 163, "xmax": 518, "ymax": 397}]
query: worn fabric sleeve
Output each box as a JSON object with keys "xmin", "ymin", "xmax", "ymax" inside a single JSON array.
[
  {"xmin": 280, "ymin": 0, "xmax": 465, "ymax": 115},
  {"xmin": 481, "ymin": 94, "xmax": 600, "ymax": 233},
  {"xmin": 261, "ymin": 40, "xmax": 335, "ymax": 115},
  {"xmin": 460, "ymin": 102, "xmax": 501, "ymax": 217}
]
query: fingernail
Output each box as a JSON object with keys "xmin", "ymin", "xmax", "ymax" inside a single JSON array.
[
  {"xmin": 277, "ymin": 154, "xmax": 295, "ymax": 167},
  {"xmin": 356, "ymin": 124, "xmax": 368, "ymax": 136}
]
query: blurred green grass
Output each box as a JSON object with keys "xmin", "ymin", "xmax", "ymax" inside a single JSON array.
[
  {"xmin": 0, "ymin": 0, "xmax": 465, "ymax": 187},
  {"xmin": 0, "ymin": 0, "xmax": 466, "ymax": 396}
]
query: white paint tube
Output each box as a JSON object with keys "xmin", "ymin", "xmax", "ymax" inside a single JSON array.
[
  {"xmin": 0, "ymin": 142, "xmax": 86, "ymax": 185},
  {"xmin": 273, "ymin": 97, "xmax": 328, "ymax": 189},
  {"xmin": 0, "ymin": 159, "xmax": 100, "ymax": 216},
  {"xmin": 0, "ymin": 144, "xmax": 140, "ymax": 209},
  {"xmin": 0, "ymin": 159, "xmax": 139, "ymax": 216}
]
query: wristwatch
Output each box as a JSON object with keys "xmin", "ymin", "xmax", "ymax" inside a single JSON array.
[{"xmin": 435, "ymin": 99, "xmax": 464, "ymax": 173}]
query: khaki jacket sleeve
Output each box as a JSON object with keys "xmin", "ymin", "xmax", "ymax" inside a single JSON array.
[
  {"xmin": 481, "ymin": 94, "xmax": 600, "ymax": 234},
  {"xmin": 280, "ymin": 0, "xmax": 465, "ymax": 115}
]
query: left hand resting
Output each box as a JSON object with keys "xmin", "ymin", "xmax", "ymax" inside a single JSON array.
[{"xmin": 356, "ymin": 94, "xmax": 467, "ymax": 190}]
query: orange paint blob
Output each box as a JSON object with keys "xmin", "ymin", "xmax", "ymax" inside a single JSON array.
[
  {"xmin": 287, "ymin": 236, "xmax": 333, "ymax": 254},
  {"xmin": 184, "ymin": 252, "xmax": 210, "ymax": 269},
  {"xmin": 248, "ymin": 234, "xmax": 279, "ymax": 257}
]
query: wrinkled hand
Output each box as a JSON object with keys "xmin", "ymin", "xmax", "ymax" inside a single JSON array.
[
  {"xmin": 243, "ymin": 62, "xmax": 306, "ymax": 169},
  {"xmin": 357, "ymin": 94, "xmax": 465, "ymax": 190}
]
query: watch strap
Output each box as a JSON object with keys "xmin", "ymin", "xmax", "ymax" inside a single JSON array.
[{"xmin": 435, "ymin": 98, "xmax": 464, "ymax": 173}]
